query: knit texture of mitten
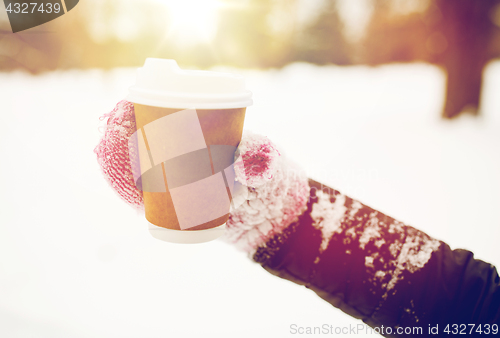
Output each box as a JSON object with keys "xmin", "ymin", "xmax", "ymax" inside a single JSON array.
[{"xmin": 94, "ymin": 100, "xmax": 144, "ymax": 210}]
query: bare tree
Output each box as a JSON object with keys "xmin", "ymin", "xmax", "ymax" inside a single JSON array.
[{"xmin": 435, "ymin": 0, "xmax": 500, "ymax": 118}]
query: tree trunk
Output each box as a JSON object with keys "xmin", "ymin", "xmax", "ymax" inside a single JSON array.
[{"xmin": 438, "ymin": 0, "xmax": 498, "ymax": 118}]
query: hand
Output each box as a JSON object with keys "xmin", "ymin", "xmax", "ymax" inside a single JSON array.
[{"xmin": 94, "ymin": 100, "xmax": 310, "ymax": 252}]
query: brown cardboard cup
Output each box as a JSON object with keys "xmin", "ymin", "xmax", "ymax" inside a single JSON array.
[{"xmin": 134, "ymin": 104, "xmax": 246, "ymax": 231}]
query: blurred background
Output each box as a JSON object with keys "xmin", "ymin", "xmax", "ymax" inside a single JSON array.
[
  {"xmin": 1, "ymin": 1, "xmax": 500, "ymax": 337},
  {"xmin": 1, "ymin": 0, "xmax": 500, "ymax": 117}
]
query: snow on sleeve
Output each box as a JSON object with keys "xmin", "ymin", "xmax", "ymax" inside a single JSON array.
[
  {"xmin": 306, "ymin": 190, "xmax": 441, "ymax": 298},
  {"xmin": 311, "ymin": 190, "xmax": 347, "ymax": 253},
  {"xmin": 358, "ymin": 213, "xmax": 441, "ymax": 299},
  {"xmin": 383, "ymin": 228, "xmax": 441, "ymax": 293}
]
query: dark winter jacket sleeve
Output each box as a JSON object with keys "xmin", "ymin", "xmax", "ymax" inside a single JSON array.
[{"xmin": 253, "ymin": 180, "xmax": 500, "ymax": 337}]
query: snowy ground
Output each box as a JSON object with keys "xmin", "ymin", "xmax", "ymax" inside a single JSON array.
[{"xmin": 1, "ymin": 61, "xmax": 499, "ymax": 337}]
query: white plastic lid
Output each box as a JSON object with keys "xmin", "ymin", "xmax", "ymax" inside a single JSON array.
[{"xmin": 127, "ymin": 58, "xmax": 253, "ymax": 109}]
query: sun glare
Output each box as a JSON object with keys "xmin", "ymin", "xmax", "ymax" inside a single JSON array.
[{"xmin": 154, "ymin": 0, "xmax": 221, "ymax": 45}]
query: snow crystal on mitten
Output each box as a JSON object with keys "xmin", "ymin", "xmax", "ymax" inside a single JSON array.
[{"xmin": 224, "ymin": 134, "xmax": 310, "ymax": 254}]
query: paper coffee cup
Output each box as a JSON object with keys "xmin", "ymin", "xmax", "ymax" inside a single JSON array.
[{"xmin": 126, "ymin": 58, "xmax": 252, "ymax": 243}]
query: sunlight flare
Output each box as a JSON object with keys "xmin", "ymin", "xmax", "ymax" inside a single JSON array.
[{"xmin": 154, "ymin": 0, "xmax": 221, "ymax": 45}]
